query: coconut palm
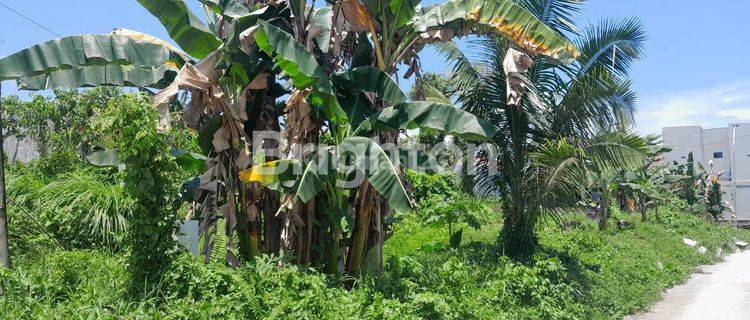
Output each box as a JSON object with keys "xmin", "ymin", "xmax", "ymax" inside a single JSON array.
[{"xmin": 442, "ymin": 0, "xmax": 645, "ymax": 254}]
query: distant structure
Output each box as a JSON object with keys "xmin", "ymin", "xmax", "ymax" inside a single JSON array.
[
  {"xmin": 2, "ymin": 135, "xmax": 39, "ymax": 164},
  {"xmin": 662, "ymin": 124, "xmax": 750, "ymax": 225}
]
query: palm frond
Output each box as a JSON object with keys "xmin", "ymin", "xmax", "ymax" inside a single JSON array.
[
  {"xmin": 576, "ymin": 17, "xmax": 647, "ymax": 77},
  {"xmin": 519, "ymin": 0, "xmax": 584, "ymax": 35}
]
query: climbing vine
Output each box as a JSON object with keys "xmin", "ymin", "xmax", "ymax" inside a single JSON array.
[{"xmin": 91, "ymin": 94, "xmax": 179, "ymax": 294}]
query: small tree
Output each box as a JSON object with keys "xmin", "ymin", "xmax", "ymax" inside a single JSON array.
[
  {"xmin": 681, "ymin": 152, "xmax": 697, "ymax": 205},
  {"xmin": 419, "ymin": 193, "xmax": 491, "ymax": 248}
]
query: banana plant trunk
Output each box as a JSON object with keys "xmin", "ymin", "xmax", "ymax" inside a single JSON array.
[
  {"xmin": 640, "ymin": 196, "xmax": 648, "ymax": 222},
  {"xmin": 347, "ymin": 181, "xmax": 379, "ymax": 275}
]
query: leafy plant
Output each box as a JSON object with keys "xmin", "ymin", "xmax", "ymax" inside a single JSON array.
[
  {"xmin": 418, "ymin": 194, "xmax": 493, "ymax": 247},
  {"xmin": 447, "ymin": 7, "xmax": 646, "ymax": 253},
  {"xmin": 32, "ymin": 171, "xmax": 133, "ymax": 249},
  {"xmin": 0, "ymin": 0, "xmax": 580, "ymax": 278},
  {"xmin": 90, "ymin": 93, "xmax": 180, "ymax": 294},
  {"xmin": 405, "ymin": 169, "xmax": 458, "ymax": 202}
]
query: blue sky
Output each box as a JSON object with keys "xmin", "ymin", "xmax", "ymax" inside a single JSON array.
[{"xmin": 1, "ymin": 0, "xmax": 749, "ymax": 134}]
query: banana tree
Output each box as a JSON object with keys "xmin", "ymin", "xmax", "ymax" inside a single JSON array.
[
  {"xmin": 581, "ymin": 131, "xmax": 649, "ymax": 231},
  {"xmin": 621, "ymin": 164, "xmax": 687, "ymax": 223},
  {"xmin": 238, "ymin": 58, "xmax": 499, "ymax": 273},
  {"xmin": 229, "ymin": 0, "xmax": 577, "ymax": 274}
]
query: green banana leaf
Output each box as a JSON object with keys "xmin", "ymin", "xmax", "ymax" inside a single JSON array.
[
  {"xmin": 339, "ymin": 92, "xmax": 376, "ymax": 130},
  {"xmin": 0, "ymin": 34, "xmax": 181, "ymax": 81},
  {"xmin": 254, "ymin": 21, "xmax": 348, "ymax": 124},
  {"xmin": 361, "ymin": 0, "xmax": 418, "ymax": 28},
  {"xmin": 389, "ymin": 0, "xmax": 420, "ymax": 28},
  {"xmin": 332, "ymin": 66, "xmax": 407, "ymax": 106},
  {"xmin": 372, "ymin": 101, "xmax": 498, "ymax": 141},
  {"xmin": 171, "ymin": 149, "xmax": 207, "ymax": 175},
  {"xmin": 340, "ymin": 137, "xmax": 411, "ymax": 213},
  {"xmin": 412, "ymin": 0, "xmax": 580, "ymax": 64},
  {"xmin": 224, "ymin": 7, "xmax": 270, "ymax": 55},
  {"xmin": 137, "ymin": 0, "xmax": 222, "ymax": 59},
  {"xmin": 199, "ymin": 0, "xmax": 251, "ymax": 19},
  {"xmin": 17, "ymin": 63, "xmax": 179, "ymax": 90},
  {"xmin": 295, "ymin": 161, "xmax": 324, "ymax": 203},
  {"xmin": 310, "ymin": 6, "xmax": 334, "ymax": 53}
]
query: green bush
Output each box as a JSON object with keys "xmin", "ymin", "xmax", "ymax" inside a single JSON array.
[
  {"xmin": 5, "ymin": 166, "xmax": 132, "ymax": 251},
  {"xmin": 34, "ymin": 149, "xmax": 82, "ymax": 177},
  {"xmin": 406, "ymin": 169, "xmax": 459, "ymax": 203}
]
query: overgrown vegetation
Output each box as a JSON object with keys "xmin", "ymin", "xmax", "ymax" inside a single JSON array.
[
  {"xmin": 2, "ymin": 204, "xmax": 748, "ymax": 319},
  {"xmin": 90, "ymin": 94, "xmax": 181, "ymax": 294},
  {"xmin": 1, "ymin": 1, "xmax": 748, "ymax": 319}
]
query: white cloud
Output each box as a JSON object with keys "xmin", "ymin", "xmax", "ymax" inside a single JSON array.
[
  {"xmin": 636, "ymin": 81, "xmax": 750, "ymax": 135},
  {"xmin": 716, "ymin": 108, "xmax": 750, "ymax": 120}
]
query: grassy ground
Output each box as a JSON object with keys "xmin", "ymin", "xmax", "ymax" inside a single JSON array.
[{"xmin": 2, "ymin": 206, "xmax": 749, "ymax": 319}]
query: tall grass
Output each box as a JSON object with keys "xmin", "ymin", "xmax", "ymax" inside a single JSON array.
[
  {"xmin": 33, "ymin": 172, "xmax": 134, "ymax": 249},
  {"xmin": 6, "ymin": 165, "xmax": 134, "ymax": 250}
]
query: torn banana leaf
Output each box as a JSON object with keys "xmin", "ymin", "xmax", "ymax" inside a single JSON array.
[
  {"xmin": 332, "ymin": 66, "xmax": 407, "ymax": 106},
  {"xmin": 0, "ymin": 33, "xmax": 184, "ymax": 81},
  {"xmin": 137, "ymin": 0, "xmax": 222, "ymax": 59},
  {"xmin": 412, "ymin": 0, "xmax": 579, "ymax": 64},
  {"xmin": 340, "ymin": 137, "xmax": 412, "ymax": 213},
  {"xmin": 199, "ymin": 0, "xmax": 252, "ymax": 20},
  {"xmin": 17, "ymin": 63, "xmax": 179, "ymax": 90}
]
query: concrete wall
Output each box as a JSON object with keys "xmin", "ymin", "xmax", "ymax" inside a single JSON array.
[
  {"xmin": 702, "ymin": 128, "xmax": 731, "ymax": 181},
  {"xmin": 662, "ymin": 126, "xmax": 704, "ymax": 165},
  {"xmin": 662, "ymin": 124, "xmax": 750, "ymax": 223},
  {"xmin": 3, "ymin": 135, "xmax": 39, "ymax": 164}
]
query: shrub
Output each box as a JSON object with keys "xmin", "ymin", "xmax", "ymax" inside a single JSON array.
[
  {"xmin": 418, "ymin": 194, "xmax": 495, "ymax": 247},
  {"xmin": 405, "ymin": 169, "xmax": 459, "ymax": 203}
]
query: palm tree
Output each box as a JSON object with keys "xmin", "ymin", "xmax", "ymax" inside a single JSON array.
[{"xmin": 442, "ymin": 0, "xmax": 646, "ymax": 254}]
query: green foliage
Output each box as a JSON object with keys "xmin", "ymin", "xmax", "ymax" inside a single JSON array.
[
  {"xmin": 418, "ymin": 194, "xmax": 494, "ymax": 247},
  {"xmin": 706, "ymin": 177, "xmax": 724, "ymax": 220},
  {"xmin": 681, "ymin": 152, "xmax": 697, "ymax": 205},
  {"xmin": 2, "ymin": 88, "xmax": 123, "ymax": 158},
  {"xmin": 405, "ymin": 169, "xmax": 458, "ymax": 202},
  {"xmin": 90, "ymin": 93, "xmax": 180, "ymax": 294},
  {"xmin": 5, "ymin": 165, "xmax": 131, "ymax": 253},
  {"xmin": 0, "ymin": 250, "xmax": 130, "ymax": 319},
  {"xmin": 3, "ymin": 206, "xmax": 749, "ymax": 319},
  {"xmin": 32, "ymin": 171, "xmax": 133, "ymax": 249},
  {"xmin": 406, "ymin": 170, "xmax": 494, "ymax": 247},
  {"xmin": 33, "ymin": 149, "xmax": 82, "ymax": 177},
  {"xmin": 2, "ymin": 94, "xmax": 57, "ymax": 157}
]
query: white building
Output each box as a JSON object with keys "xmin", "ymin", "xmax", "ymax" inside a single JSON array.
[{"xmin": 662, "ymin": 124, "xmax": 750, "ymax": 225}]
